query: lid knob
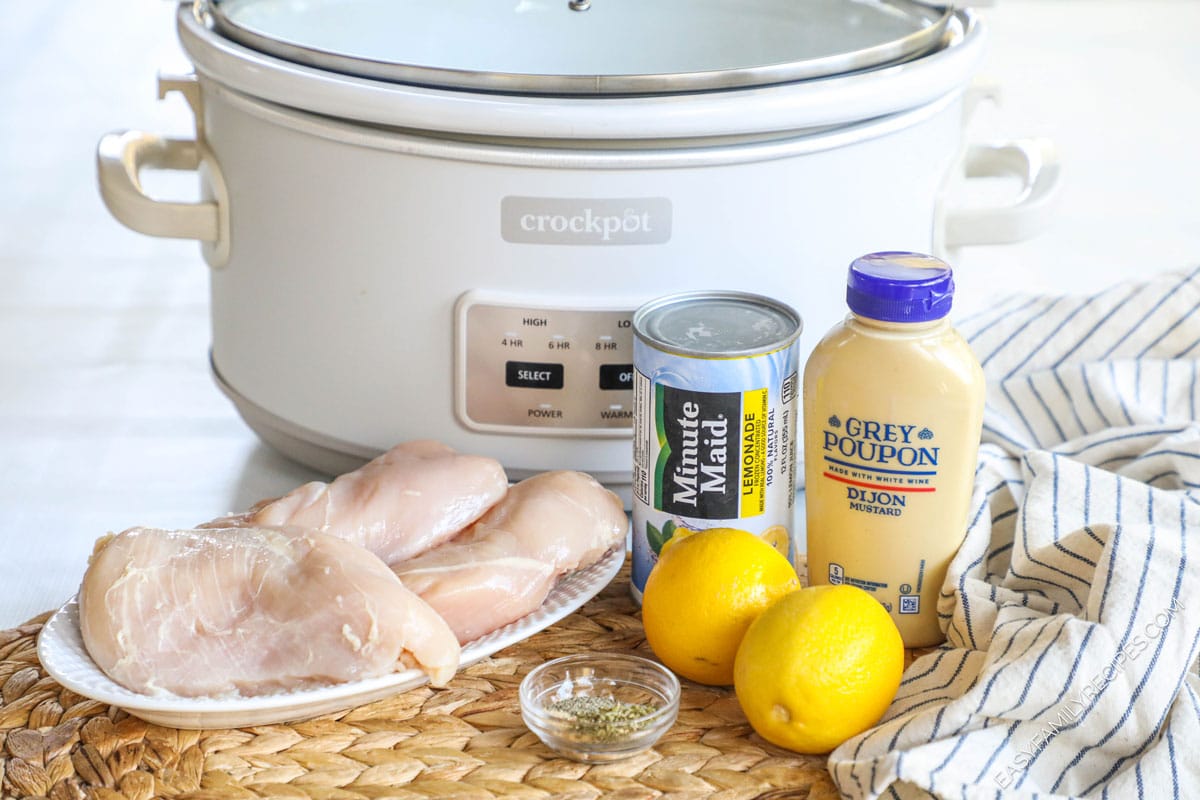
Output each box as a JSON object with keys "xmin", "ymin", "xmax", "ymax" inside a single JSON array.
[{"xmin": 845, "ymin": 251, "xmax": 955, "ymax": 323}]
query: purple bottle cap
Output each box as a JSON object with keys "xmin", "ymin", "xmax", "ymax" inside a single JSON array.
[{"xmin": 846, "ymin": 251, "xmax": 955, "ymax": 323}]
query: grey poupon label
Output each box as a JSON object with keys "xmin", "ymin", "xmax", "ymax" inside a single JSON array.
[{"xmin": 501, "ymin": 197, "xmax": 672, "ymax": 245}]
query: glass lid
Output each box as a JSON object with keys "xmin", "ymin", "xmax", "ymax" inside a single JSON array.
[{"xmin": 195, "ymin": 0, "xmax": 955, "ymax": 95}]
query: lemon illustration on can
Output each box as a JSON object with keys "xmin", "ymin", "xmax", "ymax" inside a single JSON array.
[{"xmin": 761, "ymin": 525, "xmax": 790, "ymax": 557}]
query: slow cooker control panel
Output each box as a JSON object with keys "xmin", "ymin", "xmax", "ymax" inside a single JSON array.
[{"xmin": 455, "ymin": 292, "xmax": 637, "ymax": 436}]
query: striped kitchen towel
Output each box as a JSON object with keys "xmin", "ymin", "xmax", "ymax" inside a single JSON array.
[{"xmin": 829, "ymin": 267, "xmax": 1200, "ymax": 798}]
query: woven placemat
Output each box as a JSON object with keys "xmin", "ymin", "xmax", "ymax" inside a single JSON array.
[{"xmin": 0, "ymin": 558, "xmax": 876, "ymax": 800}]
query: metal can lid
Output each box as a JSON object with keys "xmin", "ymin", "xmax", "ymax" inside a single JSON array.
[
  {"xmin": 633, "ymin": 291, "xmax": 802, "ymax": 358},
  {"xmin": 846, "ymin": 251, "xmax": 955, "ymax": 323}
]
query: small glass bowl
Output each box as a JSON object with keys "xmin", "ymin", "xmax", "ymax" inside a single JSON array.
[{"xmin": 519, "ymin": 653, "xmax": 680, "ymax": 763}]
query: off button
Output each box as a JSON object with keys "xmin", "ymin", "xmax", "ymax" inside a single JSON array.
[
  {"xmin": 506, "ymin": 360, "xmax": 564, "ymax": 389},
  {"xmin": 599, "ymin": 364, "xmax": 634, "ymax": 390}
]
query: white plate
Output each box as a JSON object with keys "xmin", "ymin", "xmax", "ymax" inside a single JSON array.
[{"xmin": 37, "ymin": 546, "xmax": 624, "ymax": 730}]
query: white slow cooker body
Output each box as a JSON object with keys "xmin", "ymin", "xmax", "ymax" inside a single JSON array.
[{"xmin": 198, "ymin": 78, "xmax": 968, "ymax": 488}]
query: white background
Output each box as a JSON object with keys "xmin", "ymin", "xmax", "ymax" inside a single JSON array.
[{"xmin": 2, "ymin": 1, "xmax": 1198, "ymax": 627}]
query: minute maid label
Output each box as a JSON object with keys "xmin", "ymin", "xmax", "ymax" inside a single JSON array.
[{"xmin": 655, "ymin": 384, "xmax": 767, "ymax": 519}]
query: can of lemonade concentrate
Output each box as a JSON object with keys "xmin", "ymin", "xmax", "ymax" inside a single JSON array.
[{"xmin": 631, "ymin": 291, "xmax": 802, "ymax": 602}]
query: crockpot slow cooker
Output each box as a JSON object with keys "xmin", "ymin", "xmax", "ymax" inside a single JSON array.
[{"xmin": 98, "ymin": 0, "xmax": 1058, "ymax": 494}]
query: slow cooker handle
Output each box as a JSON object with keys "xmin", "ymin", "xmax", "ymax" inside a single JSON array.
[
  {"xmin": 96, "ymin": 129, "xmax": 231, "ymax": 267},
  {"xmin": 941, "ymin": 137, "xmax": 1061, "ymax": 249}
]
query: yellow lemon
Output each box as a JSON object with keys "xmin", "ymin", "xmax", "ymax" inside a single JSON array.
[
  {"xmin": 733, "ymin": 585, "xmax": 904, "ymax": 754},
  {"xmin": 761, "ymin": 525, "xmax": 790, "ymax": 557},
  {"xmin": 642, "ymin": 528, "xmax": 799, "ymax": 686}
]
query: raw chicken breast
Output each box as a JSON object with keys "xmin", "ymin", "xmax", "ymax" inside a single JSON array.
[
  {"xmin": 394, "ymin": 470, "xmax": 626, "ymax": 642},
  {"xmin": 397, "ymin": 557, "xmax": 557, "ymax": 644},
  {"xmin": 205, "ymin": 440, "xmax": 508, "ymax": 565},
  {"xmin": 79, "ymin": 526, "xmax": 461, "ymax": 697}
]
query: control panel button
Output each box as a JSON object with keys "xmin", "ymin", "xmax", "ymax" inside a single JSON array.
[
  {"xmin": 506, "ymin": 360, "xmax": 564, "ymax": 390},
  {"xmin": 458, "ymin": 297, "xmax": 636, "ymax": 434},
  {"xmin": 599, "ymin": 364, "xmax": 634, "ymax": 391}
]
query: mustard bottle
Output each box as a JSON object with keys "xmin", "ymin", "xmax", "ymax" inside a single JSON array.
[{"xmin": 803, "ymin": 252, "xmax": 984, "ymax": 647}]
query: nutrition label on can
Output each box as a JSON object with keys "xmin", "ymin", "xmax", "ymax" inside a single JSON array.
[{"xmin": 633, "ymin": 369, "xmax": 652, "ymax": 507}]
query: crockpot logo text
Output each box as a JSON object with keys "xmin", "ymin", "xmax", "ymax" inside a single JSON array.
[
  {"xmin": 519, "ymin": 208, "xmax": 653, "ymax": 241},
  {"xmin": 501, "ymin": 196, "xmax": 672, "ymax": 246}
]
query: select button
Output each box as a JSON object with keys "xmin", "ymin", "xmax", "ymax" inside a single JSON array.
[
  {"xmin": 599, "ymin": 364, "xmax": 634, "ymax": 390},
  {"xmin": 506, "ymin": 360, "xmax": 564, "ymax": 389}
]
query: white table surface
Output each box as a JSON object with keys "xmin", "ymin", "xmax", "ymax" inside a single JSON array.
[{"xmin": 2, "ymin": 1, "xmax": 1198, "ymax": 629}]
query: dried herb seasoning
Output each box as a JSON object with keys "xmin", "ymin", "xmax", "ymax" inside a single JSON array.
[{"xmin": 546, "ymin": 695, "xmax": 659, "ymax": 742}]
